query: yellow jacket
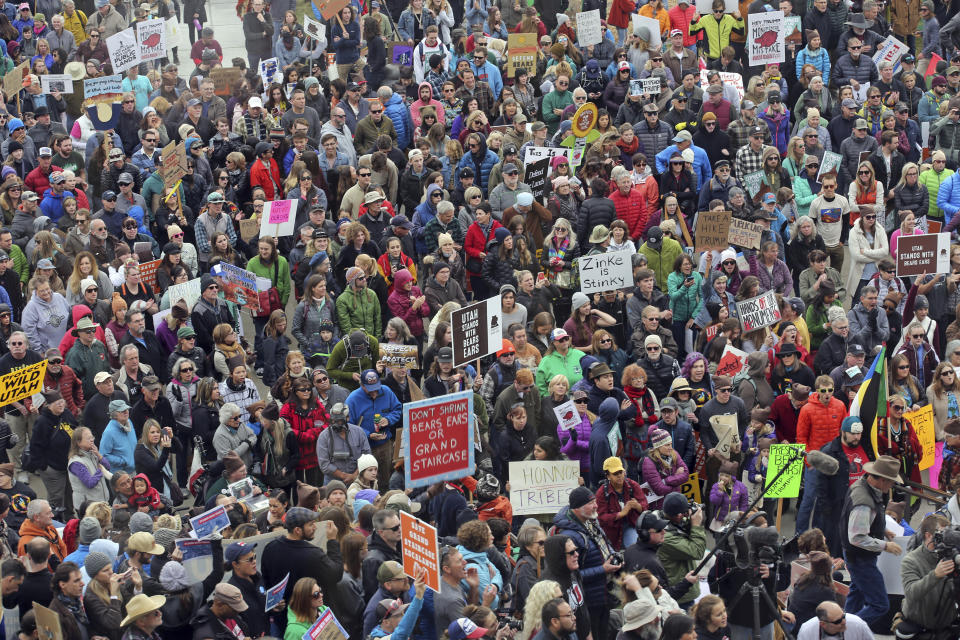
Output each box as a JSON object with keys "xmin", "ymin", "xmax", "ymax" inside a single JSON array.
[
  {"xmin": 689, "ymin": 13, "xmax": 744, "ymax": 59},
  {"xmin": 62, "ymin": 9, "xmax": 87, "ymax": 48},
  {"xmin": 638, "ymin": 4, "xmax": 670, "ymax": 40}
]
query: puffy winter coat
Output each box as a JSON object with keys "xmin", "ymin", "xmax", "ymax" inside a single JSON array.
[
  {"xmin": 795, "ymin": 46, "xmax": 831, "ymax": 85},
  {"xmin": 833, "ymin": 54, "xmax": 879, "ymax": 89},
  {"xmin": 464, "ymin": 219, "xmax": 503, "ymax": 273},
  {"xmin": 641, "ymin": 450, "xmax": 690, "ymax": 498},
  {"xmin": 609, "ymin": 186, "xmax": 649, "ymax": 241},
  {"xmin": 633, "ymin": 119, "xmax": 673, "ymax": 163},
  {"xmin": 796, "ymin": 394, "xmax": 847, "ymax": 452},
  {"xmin": 576, "ymin": 195, "xmax": 617, "ymax": 246},
  {"xmin": 387, "ymin": 269, "xmax": 430, "ymax": 337},
  {"xmin": 558, "ymin": 413, "xmax": 591, "ymax": 472},
  {"xmin": 666, "ymin": 270, "xmax": 703, "ymax": 323},
  {"xmin": 552, "ymin": 505, "xmax": 611, "ymax": 604},
  {"xmin": 381, "ymin": 92, "xmax": 413, "ymax": 150},
  {"xmin": 482, "ymin": 240, "xmax": 518, "ymax": 293},
  {"xmin": 279, "ymin": 400, "xmax": 329, "ymax": 471},
  {"xmin": 933, "ymin": 115, "xmax": 960, "ymax": 168},
  {"xmin": 758, "ymin": 107, "xmax": 792, "ymax": 154},
  {"xmin": 457, "ymin": 145, "xmax": 499, "ymax": 195},
  {"xmin": 638, "ymin": 353, "xmax": 681, "ymax": 401}
]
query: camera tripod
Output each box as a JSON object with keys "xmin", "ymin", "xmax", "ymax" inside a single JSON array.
[{"xmin": 725, "ymin": 564, "xmax": 795, "ymax": 640}]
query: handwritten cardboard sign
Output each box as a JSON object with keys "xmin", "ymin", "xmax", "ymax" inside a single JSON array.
[
  {"xmin": 137, "ymin": 18, "xmax": 166, "ymax": 61},
  {"xmin": 210, "ymin": 67, "xmax": 243, "ymax": 96},
  {"xmin": 83, "ymin": 74, "xmax": 122, "ymax": 99},
  {"xmin": 695, "ymin": 210, "xmax": 732, "ymax": 252},
  {"xmin": 905, "ymin": 405, "xmax": 936, "ymax": 470},
  {"xmin": 509, "ymin": 460, "xmax": 580, "ymax": 514},
  {"xmin": 727, "ymin": 217, "xmax": 763, "ymax": 250},
  {"xmin": 524, "ymin": 157, "xmax": 549, "ymax": 204},
  {"xmin": 764, "ymin": 443, "xmax": 805, "ymax": 498},
  {"xmin": 2, "ymin": 61, "xmax": 27, "ymax": 99},
  {"xmin": 579, "ymin": 250, "xmax": 633, "ymax": 293},
  {"xmin": 576, "ymin": 9, "xmax": 602, "ymax": 46},
  {"xmin": 379, "ymin": 343, "xmax": 418, "ymax": 369}
]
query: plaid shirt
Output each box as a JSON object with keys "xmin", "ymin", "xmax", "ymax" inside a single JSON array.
[
  {"xmin": 425, "ymin": 68, "xmax": 450, "ymax": 100},
  {"xmin": 735, "ymin": 143, "xmax": 769, "ymax": 179},
  {"xmin": 456, "ymin": 81, "xmax": 497, "ymax": 120},
  {"xmin": 728, "ymin": 117, "xmax": 771, "ymax": 153}
]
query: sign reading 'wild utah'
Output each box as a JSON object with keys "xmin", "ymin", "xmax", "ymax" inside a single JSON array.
[{"xmin": 0, "ymin": 360, "xmax": 47, "ymax": 407}]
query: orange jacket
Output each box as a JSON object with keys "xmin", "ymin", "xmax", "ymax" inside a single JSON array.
[
  {"xmin": 18, "ymin": 518, "xmax": 69, "ymax": 561},
  {"xmin": 796, "ymin": 395, "xmax": 847, "ymax": 453}
]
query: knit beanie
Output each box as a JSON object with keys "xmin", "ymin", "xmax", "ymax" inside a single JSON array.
[
  {"xmin": 84, "ymin": 552, "xmax": 111, "ymax": 578},
  {"xmin": 129, "ymin": 511, "xmax": 154, "ymax": 535},
  {"xmin": 159, "ymin": 561, "xmax": 191, "ymax": 592},
  {"xmin": 78, "ymin": 517, "xmax": 101, "ymax": 545}
]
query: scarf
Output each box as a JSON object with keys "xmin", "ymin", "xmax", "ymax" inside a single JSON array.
[
  {"xmin": 617, "ymin": 136, "xmax": 639, "ymax": 157},
  {"xmin": 216, "ymin": 339, "xmax": 245, "ymax": 361},
  {"xmin": 547, "ymin": 235, "xmax": 569, "ymax": 271},
  {"xmin": 550, "ymin": 193, "xmax": 578, "ymax": 222},
  {"xmin": 57, "ymin": 593, "xmax": 89, "ymax": 626},
  {"xmin": 624, "ymin": 385, "xmax": 657, "ymax": 429}
]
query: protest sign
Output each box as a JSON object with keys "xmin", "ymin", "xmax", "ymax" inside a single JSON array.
[
  {"xmin": 2, "ymin": 61, "xmax": 27, "ymax": 98},
  {"xmin": 303, "ymin": 609, "xmax": 349, "ymax": 640},
  {"xmin": 265, "ymin": 573, "xmax": 289, "ymax": 611},
  {"xmin": 83, "ymin": 74, "xmax": 122, "ymax": 99},
  {"xmin": 167, "ymin": 277, "xmax": 202, "ymax": 310},
  {"xmin": 451, "ymin": 295, "xmax": 502, "ymax": 367},
  {"xmin": 303, "ymin": 15, "xmax": 324, "ymax": 41},
  {"xmin": 873, "ymin": 35, "xmax": 909, "ymax": 71},
  {"xmin": 764, "ymin": 444, "xmax": 805, "ymax": 498},
  {"xmin": 404, "ymin": 391, "xmax": 474, "ymax": 488},
  {"xmin": 736, "ymin": 290, "xmax": 782, "ymax": 332},
  {"xmin": 629, "ymin": 79, "xmax": 644, "ymax": 97},
  {"xmin": 631, "ymin": 14, "xmax": 662, "ymax": 47},
  {"xmin": 507, "ymin": 33, "xmax": 538, "ymax": 77},
  {"xmin": 389, "ymin": 43, "xmax": 413, "ymax": 65},
  {"xmin": 712, "ymin": 414, "xmax": 740, "ymax": 458},
  {"xmin": 524, "ymin": 146, "xmax": 573, "ymax": 174},
  {"xmin": 695, "ymin": 210, "xmax": 732, "ymax": 252},
  {"xmin": 260, "ymin": 200, "xmax": 297, "ymax": 238},
  {"xmin": 210, "ymin": 67, "xmax": 243, "ymax": 96},
  {"xmin": 34, "ymin": 602, "xmax": 63, "ymax": 640},
  {"xmin": 175, "ymin": 539, "xmax": 213, "ymax": 582},
  {"xmin": 315, "ymin": 0, "xmax": 350, "ymax": 20},
  {"xmin": 742, "ymin": 170, "xmax": 764, "ymax": 198},
  {"xmin": 137, "ymin": 18, "xmax": 166, "ymax": 61},
  {"xmin": 553, "ymin": 400, "xmax": 580, "ymax": 432},
  {"xmin": 727, "ymin": 217, "xmax": 763, "ymax": 249},
  {"xmin": 219, "ymin": 262, "xmax": 261, "ymax": 312},
  {"xmin": 784, "ymin": 15, "xmax": 802, "ymax": 42},
  {"xmin": 139, "ymin": 258, "xmax": 161, "ymax": 291},
  {"xmin": 509, "ymin": 460, "xmax": 580, "ymax": 515},
  {"xmin": 905, "ymin": 405, "xmax": 936, "ymax": 470},
  {"xmin": 107, "ymin": 27, "xmax": 142, "ymax": 73},
  {"xmin": 716, "ymin": 344, "xmax": 748, "ymax": 378},
  {"xmin": 699, "ymin": 69, "xmax": 745, "ymax": 100},
  {"xmin": 259, "ymin": 58, "xmax": 279, "ymax": 88},
  {"xmin": 896, "ymin": 232, "xmax": 950, "ymax": 277},
  {"xmin": 379, "ymin": 343, "xmax": 419, "ymax": 369},
  {"xmin": 0, "ymin": 360, "xmax": 47, "ymax": 408},
  {"xmin": 40, "ymin": 74, "xmax": 73, "ymax": 94},
  {"xmin": 818, "ymin": 150, "xmax": 842, "ymax": 180},
  {"xmin": 579, "ymin": 250, "xmax": 633, "ymax": 293},
  {"xmin": 399, "ymin": 510, "xmax": 440, "ymax": 592},
  {"xmin": 240, "ymin": 218, "xmax": 260, "ymax": 243},
  {"xmin": 162, "ymin": 141, "xmax": 186, "ymax": 189},
  {"xmin": 576, "ymin": 10, "xmax": 602, "ymax": 46},
  {"xmin": 190, "ymin": 505, "xmax": 230, "ymax": 539},
  {"xmin": 878, "ymin": 535, "xmax": 911, "ymax": 595},
  {"xmin": 524, "ymin": 157, "xmax": 549, "ymax": 204},
  {"xmin": 629, "ymin": 77, "xmax": 660, "ymax": 95},
  {"xmin": 748, "ymin": 11, "xmax": 784, "ymax": 66},
  {"xmin": 680, "ymin": 472, "xmax": 702, "ymax": 503}
]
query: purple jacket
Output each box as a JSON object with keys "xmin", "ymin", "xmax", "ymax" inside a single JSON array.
[
  {"xmin": 558, "ymin": 414, "xmax": 591, "ymax": 472},
  {"xmin": 747, "ymin": 253, "xmax": 794, "ymax": 297},
  {"xmin": 709, "ymin": 479, "xmax": 750, "ymax": 522},
  {"xmin": 641, "ymin": 454, "xmax": 689, "ymax": 497}
]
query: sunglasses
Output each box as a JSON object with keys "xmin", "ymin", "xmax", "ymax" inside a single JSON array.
[
  {"xmin": 556, "ymin": 336, "xmax": 571, "ymax": 343},
  {"xmin": 181, "ymin": 366, "xmax": 194, "ymax": 372},
  {"xmin": 315, "ymin": 376, "xmax": 328, "ymax": 382},
  {"xmin": 825, "ymin": 615, "xmax": 845, "ymax": 625},
  {"xmin": 646, "ymin": 346, "xmax": 661, "ymax": 352},
  {"xmin": 858, "ymin": 170, "xmax": 871, "ymax": 175},
  {"xmin": 565, "ymin": 549, "xmax": 579, "ymax": 556},
  {"xmin": 890, "ymin": 404, "xmax": 905, "ymax": 411},
  {"xmin": 599, "ymin": 338, "xmax": 612, "ymax": 344},
  {"xmin": 942, "ymin": 371, "xmax": 956, "ymax": 377},
  {"xmin": 370, "ymin": 109, "xmax": 383, "ymax": 114},
  {"xmin": 716, "ymin": 387, "xmax": 732, "ymax": 393},
  {"xmin": 574, "ymin": 398, "xmax": 588, "ymax": 404},
  {"xmin": 818, "ymin": 388, "xmax": 834, "ymax": 393}
]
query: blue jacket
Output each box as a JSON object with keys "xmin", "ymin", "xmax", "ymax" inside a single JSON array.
[
  {"xmin": 100, "ymin": 419, "xmax": 136, "ymax": 473},
  {"xmin": 937, "ymin": 171, "xmax": 960, "ymax": 223},
  {"xmin": 458, "ymin": 546, "xmax": 503, "ymax": 609},
  {"xmin": 274, "ymin": 36, "xmax": 302, "ymax": 69},
  {"xmin": 412, "ymin": 183, "xmax": 441, "ymax": 255},
  {"xmin": 456, "ymin": 146, "xmax": 498, "ymax": 195},
  {"xmin": 795, "ymin": 46, "xmax": 830, "ymax": 85},
  {"xmin": 469, "ymin": 60, "xmax": 503, "ymax": 98},
  {"xmin": 39, "ymin": 188, "xmax": 75, "ymax": 222},
  {"xmin": 698, "ymin": 175, "xmax": 740, "ymax": 211},
  {"xmin": 552, "ymin": 503, "xmax": 612, "ymax": 604},
  {"xmin": 652, "ymin": 417, "xmax": 696, "ymax": 472},
  {"xmin": 758, "ymin": 107, "xmax": 792, "ymax": 155},
  {"xmin": 368, "ymin": 593, "xmax": 424, "ymax": 640},
  {"xmin": 397, "ymin": 8, "xmax": 437, "ymax": 41},
  {"xmin": 382, "ymin": 91, "xmax": 413, "ymax": 150},
  {"xmin": 919, "ymin": 90, "xmax": 947, "ymax": 124},
  {"xmin": 345, "ymin": 386, "xmax": 402, "ymax": 448},
  {"xmin": 586, "ymin": 397, "xmax": 620, "ymax": 488},
  {"xmin": 655, "ymin": 143, "xmax": 712, "ymax": 189}
]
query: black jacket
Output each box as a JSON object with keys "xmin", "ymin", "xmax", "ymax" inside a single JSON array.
[
  {"xmin": 191, "ymin": 604, "xmax": 248, "ymax": 640},
  {"xmin": 261, "ymin": 535, "xmax": 344, "ymax": 622},
  {"xmin": 361, "ymin": 532, "xmax": 402, "ymax": 601},
  {"xmin": 868, "ymin": 148, "xmax": 906, "ymax": 195},
  {"xmin": 191, "ymin": 401, "xmax": 221, "ymax": 461},
  {"xmin": 191, "ymin": 298, "xmax": 235, "ymax": 354},
  {"xmin": 131, "ymin": 395, "xmax": 176, "ymax": 439},
  {"xmin": 576, "ymin": 195, "xmax": 617, "ymax": 247},
  {"xmin": 122, "ymin": 330, "xmax": 170, "ymax": 384},
  {"xmin": 30, "ymin": 406, "xmax": 77, "ymax": 471},
  {"xmin": 813, "ymin": 332, "xmax": 848, "ymax": 376},
  {"xmin": 82, "ymin": 390, "xmax": 126, "ymax": 441}
]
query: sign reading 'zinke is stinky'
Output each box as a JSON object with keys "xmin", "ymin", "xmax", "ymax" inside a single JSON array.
[{"xmin": 579, "ymin": 250, "xmax": 633, "ymax": 294}]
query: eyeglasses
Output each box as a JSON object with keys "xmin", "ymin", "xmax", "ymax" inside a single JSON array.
[
  {"xmin": 370, "ymin": 109, "xmax": 383, "ymax": 114},
  {"xmin": 206, "ymin": 284, "xmax": 219, "ymax": 290},
  {"xmin": 470, "ymin": 194, "xmax": 482, "ymax": 199},
  {"xmin": 822, "ymin": 184, "xmax": 836, "ymax": 189},
  {"xmin": 818, "ymin": 388, "xmax": 834, "ymax": 393},
  {"xmin": 383, "ymin": 524, "xmax": 401, "ymax": 532},
  {"xmin": 912, "ymin": 333, "xmax": 925, "ymax": 339},
  {"xmin": 144, "ymin": 138, "xmax": 156, "ymax": 143},
  {"xmin": 124, "ymin": 223, "xmax": 137, "ymax": 229},
  {"xmin": 864, "ymin": 214, "xmax": 877, "ymax": 220},
  {"xmin": 942, "ymin": 371, "xmax": 956, "ymax": 377},
  {"xmin": 172, "ymin": 232, "xmax": 184, "ymax": 238},
  {"xmin": 807, "ymin": 163, "xmax": 820, "ymax": 169},
  {"xmin": 716, "ymin": 387, "xmax": 732, "ymax": 393},
  {"xmin": 599, "ymin": 338, "xmax": 612, "ymax": 344},
  {"xmin": 122, "ymin": 100, "xmax": 134, "ymax": 104}
]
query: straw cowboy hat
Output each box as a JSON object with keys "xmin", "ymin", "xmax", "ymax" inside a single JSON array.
[{"xmin": 121, "ymin": 594, "xmax": 166, "ymax": 627}]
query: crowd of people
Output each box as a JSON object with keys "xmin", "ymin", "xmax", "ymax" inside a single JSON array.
[{"xmin": 3, "ymin": 0, "xmax": 960, "ymax": 638}]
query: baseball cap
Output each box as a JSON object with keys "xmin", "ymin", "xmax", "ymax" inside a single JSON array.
[
  {"xmin": 376, "ymin": 599, "xmax": 410, "ymax": 621},
  {"xmin": 224, "ymin": 541, "xmax": 257, "ymax": 563},
  {"xmin": 448, "ymin": 619, "xmax": 488, "ymax": 640},
  {"xmin": 212, "ymin": 583, "xmax": 249, "ymax": 612},
  {"xmin": 847, "ymin": 343, "xmax": 866, "ymax": 356},
  {"xmin": 638, "ymin": 510, "xmax": 669, "ymax": 532},
  {"xmin": 750, "ymin": 125, "xmax": 766, "ymax": 137},
  {"xmin": 177, "ymin": 326, "xmax": 196, "ymax": 340},
  {"xmin": 94, "ymin": 371, "xmax": 112, "ymax": 384},
  {"xmin": 550, "ymin": 328, "xmax": 569, "ymax": 342},
  {"xmin": 284, "ymin": 506, "xmax": 319, "ymax": 530},
  {"xmin": 762, "ymin": 192, "xmax": 776, "ymax": 204},
  {"xmin": 841, "ymin": 98, "xmax": 858, "ymax": 109},
  {"xmin": 672, "ymin": 130, "xmax": 692, "ymax": 143},
  {"xmin": 360, "ymin": 369, "xmax": 381, "ymax": 392},
  {"xmin": 108, "ymin": 147, "xmax": 124, "ymax": 159},
  {"xmin": 22, "ymin": 190, "xmax": 38, "ymax": 202},
  {"xmin": 248, "ymin": 96, "xmax": 263, "ymax": 109},
  {"xmin": 390, "ymin": 214, "xmax": 413, "ymax": 229},
  {"xmin": 602, "ymin": 456, "xmax": 624, "ymax": 473},
  {"xmin": 38, "ymin": 147, "xmax": 51, "ymax": 157},
  {"xmin": 377, "ymin": 560, "xmax": 405, "ymax": 583},
  {"xmin": 670, "ymin": 28, "xmax": 683, "ymax": 37},
  {"xmin": 102, "ymin": 190, "xmax": 117, "ymax": 201},
  {"xmin": 741, "ymin": 99, "xmax": 756, "ymax": 110}
]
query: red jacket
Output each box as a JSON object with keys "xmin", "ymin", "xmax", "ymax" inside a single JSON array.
[
  {"xmin": 464, "ymin": 219, "xmax": 503, "ymax": 274},
  {"xmin": 44, "ymin": 365, "xmax": 84, "ymax": 416},
  {"xmin": 796, "ymin": 395, "xmax": 846, "ymax": 453},
  {"xmin": 607, "ymin": 0, "xmax": 635, "ymax": 29},
  {"xmin": 24, "ymin": 164, "xmax": 63, "ymax": 196},
  {"xmin": 596, "ymin": 478, "xmax": 647, "ymax": 549},
  {"xmin": 669, "ymin": 5, "xmax": 699, "ymax": 46},
  {"xmin": 769, "ymin": 393, "xmax": 803, "ymax": 444},
  {"xmin": 609, "ymin": 186, "xmax": 648, "ymax": 241},
  {"xmin": 249, "ymin": 158, "xmax": 283, "ymax": 200},
  {"xmin": 280, "ymin": 400, "xmax": 330, "ymax": 470}
]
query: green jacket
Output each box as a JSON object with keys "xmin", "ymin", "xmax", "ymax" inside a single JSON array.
[
  {"xmin": 326, "ymin": 334, "xmax": 380, "ymax": 391},
  {"xmin": 246, "ymin": 255, "xmax": 292, "ymax": 306},
  {"xmin": 283, "ymin": 605, "xmax": 329, "ymax": 640},
  {"xmin": 792, "ymin": 174, "xmax": 819, "ymax": 218},
  {"xmin": 657, "ymin": 524, "xmax": 707, "ymax": 604},
  {"xmin": 901, "ymin": 543, "xmax": 956, "ymax": 631},
  {"xmin": 354, "ymin": 115, "xmax": 397, "ymax": 156},
  {"xmin": 667, "ymin": 271, "xmax": 703, "ymax": 322},
  {"xmin": 65, "ymin": 339, "xmax": 111, "ymax": 400},
  {"xmin": 9, "ymin": 244, "xmax": 28, "ymax": 285},
  {"xmin": 335, "ymin": 287, "xmax": 381, "ymax": 338},
  {"xmin": 689, "ymin": 13, "xmax": 744, "ymax": 59},
  {"xmin": 535, "ymin": 348, "xmax": 586, "ymax": 396},
  {"xmin": 639, "ymin": 237, "xmax": 683, "ymax": 292},
  {"xmin": 919, "ymin": 166, "xmax": 955, "ymax": 220},
  {"xmin": 804, "ymin": 299, "xmax": 844, "ymax": 350},
  {"xmin": 542, "ymin": 89, "xmax": 574, "ymax": 133}
]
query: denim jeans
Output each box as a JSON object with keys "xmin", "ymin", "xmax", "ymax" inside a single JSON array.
[
  {"xmin": 844, "ymin": 553, "xmax": 889, "ymax": 626},
  {"xmin": 730, "ymin": 622, "xmax": 773, "ymax": 640},
  {"xmin": 795, "ymin": 467, "xmax": 820, "ymax": 536}
]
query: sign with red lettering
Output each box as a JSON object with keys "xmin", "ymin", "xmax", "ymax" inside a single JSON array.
[
  {"xmin": 399, "ymin": 511, "xmax": 440, "ymax": 592},
  {"xmin": 403, "ymin": 391, "xmax": 474, "ymax": 489}
]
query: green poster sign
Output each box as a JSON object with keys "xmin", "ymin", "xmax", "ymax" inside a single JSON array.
[{"xmin": 764, "ymin": 443, "xmax": 806, "ymax": 498}]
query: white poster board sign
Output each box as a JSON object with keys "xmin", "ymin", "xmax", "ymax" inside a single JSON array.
[
  {"xmin": 40, "ymin": 74, "xmax": 73, "ymax": 94},
  {"xmin": 736, "ymin": 290, "xmax": 782, "ymax": 332},
  {"xmin": 877, "ymin": 535, "xmax": 911, "ymax": 595},
  {"xmin": 524, "ymin": 146, "xmax": 575, "ymax": 176},
  {"xmin": 137, "ymin": 18, "xmax": 166, "ymax": 61},
  {"xmin": 258, "ymin": 199, "xmax": 298, "ymax": 238},
  {"xmin": 873, "ymin": 35, "xmax": 909, "ymax": 71},
  {"xmin": 106, "ymin": 27, "xmax": 142, "ymax": 73},
  {"xmin": 630, "ymin": 14, "xmax": 662, "ymax": 47},
  {"xmin": 553, "ymin": 400, "xmax": 580, "ymax": 431},
  {"xmin": 576, "ymin": 10, "xmax": 603, "ymax": 47},
  {"xmin": 509, "ymin": 460, "xmax": 581, "ymax": 515},
  {"xmin": 747, "ymin": 11, "xmax": 784, "ymax": 66},
  {"xmin": 578, "ymin": 249, "xmax": 634, "ymax": 293},
  {"xmin": 700, "ymin": 69, "xmax": 744, "ymax": 100}
]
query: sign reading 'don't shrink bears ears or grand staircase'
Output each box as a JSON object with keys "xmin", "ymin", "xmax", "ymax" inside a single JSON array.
[
  {"xmin": 403, "ymin": 391, "xmax": 475, "ymax": 489},
  {"xmin": 0, "ymin": 360, "xmax": 47, "ymax": 408}
]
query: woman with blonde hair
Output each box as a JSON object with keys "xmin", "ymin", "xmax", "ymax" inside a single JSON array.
[
  {"xmin": 212, "ymin": 323, "xmax": 247, "ymax": 381},
  {"xmin": 65, "ymin": 251, "xmax": 113, "ymax": 305},
  {"xmin": 426, "ymin": 301, "xmax": 460, "ymax": 347},
  {"xmin": 30, "ymin": 230, "xmax": 71, "ymax": 280},
  {"xmin": 518, "ymin": 580, "xmax": 562, "ymax": 640},
  {"xmin": 540, "ymin": 217, "xmax": 579, "ymax": 321},
  {"xmin": 845, "ymin": 201, "xmax": 889, "ymax": 299},
  {"xmin": 67, "ymin": 426, "xmax": 111, "ymax": 508},
  {"xmin": 783, "ymin": 136, "xmax": 807, "ymax": 178},
  {"xmin": 847, "ymin": 160, "xmax": 883, "ymax": 224}
]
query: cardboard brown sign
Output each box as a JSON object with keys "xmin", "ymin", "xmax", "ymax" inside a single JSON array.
[
  {"xmin": 695, "ymin": 210, "xmax": 732, "ymax": 252},
  {"xmin": 210, "ymin": 67, "xmax": 243, "ymax": 96},
  {"xmin": 727, "ymin": 217, "xmax": 764, "ymax": 250}
]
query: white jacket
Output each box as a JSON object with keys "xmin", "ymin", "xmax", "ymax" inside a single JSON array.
[{"xmin": 844, "ymin": 219, "xmax": 890, "ymax": 296}]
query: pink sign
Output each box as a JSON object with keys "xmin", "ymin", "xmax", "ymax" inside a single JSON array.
[{"xmin": 268, "ymin": 200, "xmax": 291, "ymax": 224}]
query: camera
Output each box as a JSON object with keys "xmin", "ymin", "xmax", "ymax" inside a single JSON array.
[
  {"xmin": 608, "ymin": 551, "xmax": 625, "ymax": 567},
  {"xmin": 498, "ymin": 619, "xmax": 523, "ymax": 632},
  {"xmin": 934, "ymin": 528, "xmax": 960, "ymax": 573}
]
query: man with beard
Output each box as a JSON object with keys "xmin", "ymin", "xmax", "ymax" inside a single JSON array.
[
  {"xmin": 624, "ymin": 511, "xmax": 696, "ymax": 599},
  {"xmin": 617, "ymin": 599, "xmax": 661, "ymax": 640},
  {"xmin": 534, "ymin": 599, "xmax": 579, "ymax": 640},
  {"xmin": 260, "ymin": 507, "xmax": 342, "ymax": 614}
]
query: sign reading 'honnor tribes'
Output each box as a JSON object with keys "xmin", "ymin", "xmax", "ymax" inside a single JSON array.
[
  {"xmin": 451, "ymin": 295, "xmax": 501, "ymax": 367},
  {"xmin": 403, "ymin": 391, "xmax": 474, "ymax": 488},
  {"xmin": 736, "ymin": 290, "xmax": 782, "ymax": 331},
  {"xmin": 896, "ymin": 232, "xmax": 950, "ymax": 277},
  {"xmin": 748, "ymin": 10, "xmax": 784, "ymax": 66},
  {"xmin": 579, "ymin": 250, "xmax": 633, "ymax": 293},
  {"xmin": 509, "ymin": 460, "xmax": 580, "ymax": 514}
]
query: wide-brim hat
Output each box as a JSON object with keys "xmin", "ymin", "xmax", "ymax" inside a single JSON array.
[
  {"xmin": 845, "ymin": 13, "xmax": 874, "ymax": 29},
  {"xmin": 71, "ymin": 316, "xmax": 100, "ymax": 336},
  {"xmin": 863, "ymin": 455, "xmax": 901, "ymax": 482},
  {"xmin": 589, "ymin": 225, "xmax": 610, "ymax": 244},
  {"xmin": 64, "ymin": 61, "xmax": 85, "ymax": 81},
  {"xmin": 120, "ymin": 594, "xmax": 166, "ymax": 627}
]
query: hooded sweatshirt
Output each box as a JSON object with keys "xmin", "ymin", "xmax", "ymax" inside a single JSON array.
[
  {"xmin": 412, "ymin": 184, "xmax": 442, "ymax": 255},
  {"xmin": 588, "ymin": 397, "xmax": 621, "ymax": 488},
  {"xmin": 99, "ymin": 418, "xmax": 136, "ymax": 473},
  {"xmin": 387, "ymin": 269, "xmax": 430, "ymax": 337},
  {"xmin": 410, "ymin": 82, "xmax": 446, "ymax": 130},
  {"xmin": 736, "ymin": 351, "xmax": 776, "ymax": 412},
  {"xmin": 21, "ymin": 290, "xmax": 71, "ymax": 353}
]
